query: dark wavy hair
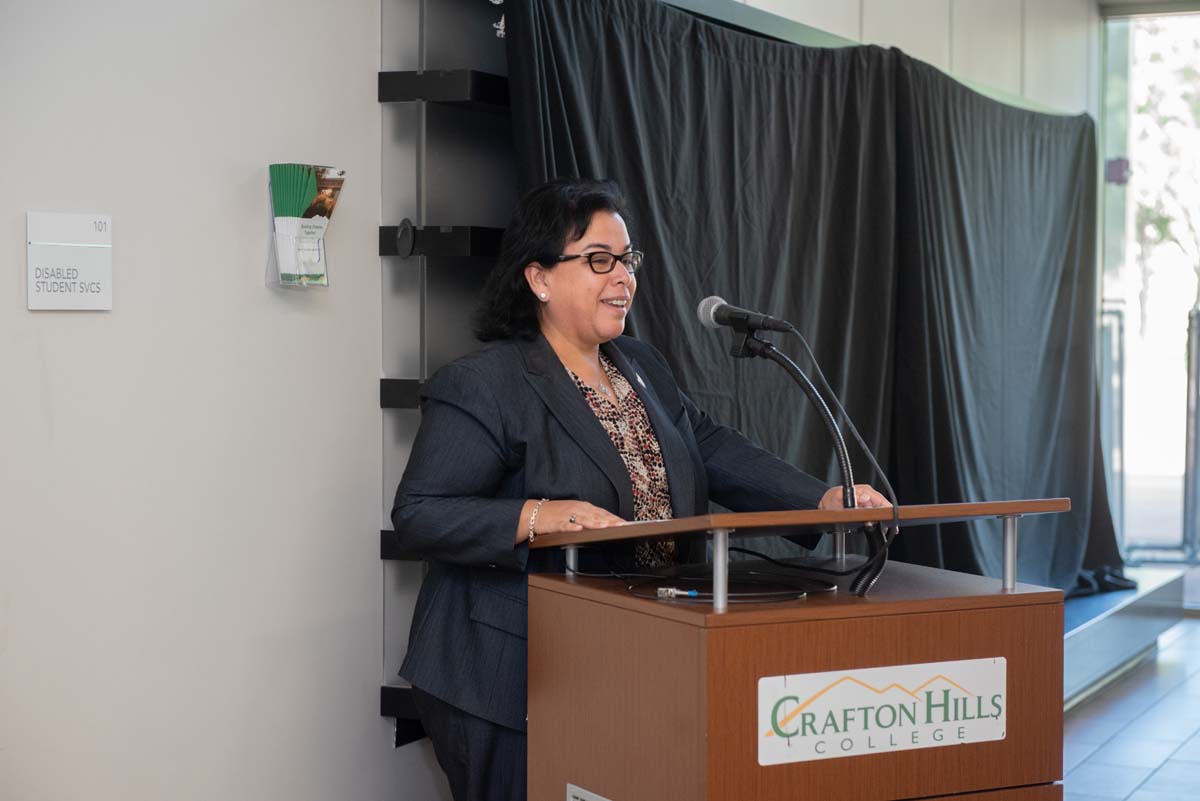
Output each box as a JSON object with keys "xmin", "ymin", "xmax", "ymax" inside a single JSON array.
[{"xmin": 473, "ymin": 178, "xmax": 628, "ymax": 341}]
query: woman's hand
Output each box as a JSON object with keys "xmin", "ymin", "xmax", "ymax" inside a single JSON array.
[
  {"xmin": 818, "ymin": 484, "xmax": 892, "ymax": 511},
  {"xmin": 519, "ymin": 500, "xmax": 626, "ymax": 543}
]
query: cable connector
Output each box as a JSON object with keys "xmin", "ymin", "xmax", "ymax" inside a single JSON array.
[{"xmin": 656, "ymin": 586, "xmax": 700, "ymax": 599}]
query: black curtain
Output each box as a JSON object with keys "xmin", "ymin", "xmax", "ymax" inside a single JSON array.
[
  {"xmin": 891, "ymin": 59, "xmax": 1105, "ymax": 584},
  {"xmin": 505, "ymin": 0, "xmax": 1116, "ymax": 591}
]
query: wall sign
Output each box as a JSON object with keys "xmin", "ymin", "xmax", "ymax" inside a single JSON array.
[
  {"xmin": 27, "ymin": 211, "xmax": 113, "ymax": 311},
  {"xmin": 758, "ymin": 657, "xmax": 1006, "ymax": 765}
]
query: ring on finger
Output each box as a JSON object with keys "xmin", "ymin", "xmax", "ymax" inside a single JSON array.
[{"xmin": 569, "ymin": 513, "xmax": 577, "ymax": 524}]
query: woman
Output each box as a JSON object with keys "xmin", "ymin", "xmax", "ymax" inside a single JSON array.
[{"xmin": 392, "ymin": 178, "xmax": 889, "ymax": 800}]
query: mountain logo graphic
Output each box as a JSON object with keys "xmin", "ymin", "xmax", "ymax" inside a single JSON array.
[{"xmin": 763, "ymin": 674, "xmax": 976, "ymax": 738}]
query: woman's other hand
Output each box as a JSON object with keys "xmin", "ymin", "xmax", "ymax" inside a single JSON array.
[
  {"xmin": 538, "ymin": 500, "xmax": 626, "ymax": 532},
  {"xmin": 519, "ymin": 500, "xmax": 626, "ymax": 543},
  {"xmin": 818, "ymin": 484, "xmax": 892, "ymax": 511}
]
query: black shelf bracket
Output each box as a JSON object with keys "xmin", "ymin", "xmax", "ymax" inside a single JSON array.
[
  {"xmin": 380, "ymin": 221, "xmax": 503, "ymax": 258},
  {"xmin": 380, "ymin": 685, "xmax": 425, "ymax": 747},
  {"xmin": 381, "ymin": 529, "xmax": 423, "ymax": 561},
  {"xmin": 381, "ymin": 379, "xmax": 423, "ymax": 410},
  {"xmin": 378, "ymin": 69, "xmax": 509, "ymax": 112}
]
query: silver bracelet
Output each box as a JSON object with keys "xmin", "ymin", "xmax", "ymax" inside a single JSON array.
[{"xmin": 528, "ymin": 498, "xmax": 549, "ymax": 543}]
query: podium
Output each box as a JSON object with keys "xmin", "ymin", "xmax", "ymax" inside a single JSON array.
[{"xmin": 527, "ymin": 500, "xmax": 1069, "ymax": 801}]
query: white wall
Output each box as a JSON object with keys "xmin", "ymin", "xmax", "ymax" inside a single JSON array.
[
  {"xmin": 863, "ymin": 0, "xmax": 953, "ymax": 72},
  {"xmin": 747, "ymin": 0, "xmax": 862, "ymax": 40},
  {"xmin": 743, "ymin": 0, "xmax": 1102, "ymax": 116},
  {"xmin": 0, "ymin": 1, "xmax": 448, "ymax": 799}
]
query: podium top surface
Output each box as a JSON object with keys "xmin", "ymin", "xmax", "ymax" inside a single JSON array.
[
  {"xmin": 528, "ymin": 561, "xmax": 1063, "ymax": 629},
  {"xmin": 527, "ymin": 498, "xmax": 1070, "ymax": 550}
]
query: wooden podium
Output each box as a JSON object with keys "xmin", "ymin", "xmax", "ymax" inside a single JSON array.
[{"xmin": 527, "ymin": 500, "xmax": 1069, "ymax": 801}]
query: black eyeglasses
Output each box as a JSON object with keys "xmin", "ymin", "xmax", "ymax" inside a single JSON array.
[{"xmin": 555, "ymin": 250, "xmax": 644, "ymax": 275}]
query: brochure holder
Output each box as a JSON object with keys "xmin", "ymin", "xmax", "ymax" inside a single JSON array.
[{"xmin": 265, "ymin": 163, "xmax": 345, "ymax": 289}]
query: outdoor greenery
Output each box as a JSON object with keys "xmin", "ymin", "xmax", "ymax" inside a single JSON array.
[{"xmin": 1130, "ymin": 17, "xmax": 1200, "ymax": 316}]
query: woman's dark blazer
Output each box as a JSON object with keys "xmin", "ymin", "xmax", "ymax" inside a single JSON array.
[{"xmin": 392, "ymin": 333, "xmax": 828, "ymax": 731}]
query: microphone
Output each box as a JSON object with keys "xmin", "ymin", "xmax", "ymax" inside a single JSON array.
[
  {"xmin": 696, "ymin": 291, "xmax": 900, "ymax": 596},
  {"xmin": 696, "ymin": 296, "xmax": 793, "ymax": 333}
]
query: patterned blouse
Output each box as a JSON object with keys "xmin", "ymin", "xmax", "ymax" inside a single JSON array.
[{"xmin": 568, "ymin": 353, "xmax": 676, "ymax": 568}]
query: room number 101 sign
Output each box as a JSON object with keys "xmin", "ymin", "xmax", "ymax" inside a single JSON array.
[{"xmin": 27, "ymin": 211, "xmax": 113, "ymax": 311}]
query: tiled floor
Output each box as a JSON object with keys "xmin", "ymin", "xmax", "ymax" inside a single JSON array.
[{"xmin": 1064, "ymin": 617, "xmax": 1200, "ymax": 800}]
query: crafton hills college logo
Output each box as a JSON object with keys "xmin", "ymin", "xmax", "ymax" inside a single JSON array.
[{"xmin": 757, "ymin": 658, "xmax": 1007, "ymax": 766}]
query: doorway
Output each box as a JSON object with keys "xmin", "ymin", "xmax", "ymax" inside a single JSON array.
[{"xmin": 1102, "ymin": 12, "xmax": 1200, "ymax": 564}]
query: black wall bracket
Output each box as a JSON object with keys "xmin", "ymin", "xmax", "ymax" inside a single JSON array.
[
  {"xmin": 381, "ymin": 685, "xmax": 425, "ymax": 747},
  {"xmin": 381, "ymin": 221, "xmax": 503, "ymax": 258},
  {"xmin": 378, "ymin": 69, "xmax": 509, "ymax": 112},
  {"xmin": 381, "ymin": 379, "xmax": 423, "ymax": 410},
  {"xmin": 381, "ymin": 529, "xmax": 423, "ymax": 561}
]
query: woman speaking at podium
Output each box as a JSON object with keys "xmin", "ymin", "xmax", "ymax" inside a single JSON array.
[{"xmin": 392, "ymin": 178, "xmax": 888, "ymax": 800}]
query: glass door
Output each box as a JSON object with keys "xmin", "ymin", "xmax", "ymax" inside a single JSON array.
[{"xmin": 1102, "ymin": 14, "xmax": 1200, "ymax": 563}]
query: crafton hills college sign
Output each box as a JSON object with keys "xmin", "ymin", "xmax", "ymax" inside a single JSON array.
[{"xmin": 758, "ymin": 657, "xmax": 1007, "ymax": 766}]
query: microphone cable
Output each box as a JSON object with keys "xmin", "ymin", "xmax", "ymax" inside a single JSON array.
[
  {"xmin": 783, "ymin": 322, "xmax": 899, "ymax": 514},
  {"xmin": 775, "ymin": 323, "xmax": 901, "ymax": 595}
]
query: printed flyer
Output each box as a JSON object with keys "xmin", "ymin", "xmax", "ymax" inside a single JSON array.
[{"xmin": 268, "ymin": 163, "xmax": 345, "ymax": 287}]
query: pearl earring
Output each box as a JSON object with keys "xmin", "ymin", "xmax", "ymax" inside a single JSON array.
[{"xmin": 539, "ymin": 292, "xmax": 548, "ymax": 300}]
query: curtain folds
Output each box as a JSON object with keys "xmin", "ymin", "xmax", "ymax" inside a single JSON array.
[{"xmin": 505, "ymin": 0, "xmax": 1113, "ymax": 591}]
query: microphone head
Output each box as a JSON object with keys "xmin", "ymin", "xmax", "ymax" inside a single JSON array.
[{"xmin": 696, "ymin": 295, "xmax": 726, "ymax": 329}]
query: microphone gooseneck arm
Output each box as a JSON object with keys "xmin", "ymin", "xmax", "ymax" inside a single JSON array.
[
  {"xmin": 701, "ymin": 295, "xmax": 898, "ymax": 597},
  {"xmin": 779, "ymin": 323, "xmax": 900, "ymax": 594},
  {"xmin": 789, "ymin": 328, "xmax": 898, "ymax": 509},
  {"xmin": 735, "ymin": 334, "xmax": 856, "ymax": 509},
  {"xmin": 729, "ymin": 326, "xmax": 894, "ymax": 597}
]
